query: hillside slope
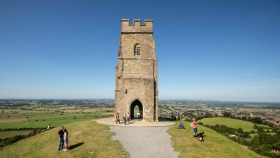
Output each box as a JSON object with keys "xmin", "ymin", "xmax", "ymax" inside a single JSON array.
[
  {"xmin": 200, "ymin": 117, "xmax": 270, "ymax": 132},
  {"xmin": 0, "ymin": 120, "xmax": 128, "ymax": 158},
  {"xmin": 168, "ymin": 121, "xmax": 265, "ymax": 158}
]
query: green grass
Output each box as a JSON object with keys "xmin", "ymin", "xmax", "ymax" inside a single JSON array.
[
  {"xmin": 0, "ymin": 120, "xmax": 129, "ymax": 158},
  {"xmin": 168, "ymin": 121, "xmax": 265, "ymax": 158},
  {"xmin": 0, "ymin": 130, "xmax": 32, "ymax": 139},
  {"xmin": 0, "ymin": 111, "xmax": 107, "ymax": 129},
  {"xmin": 200, "ymin": 117, "xmax": 271, "ymax": 132}
]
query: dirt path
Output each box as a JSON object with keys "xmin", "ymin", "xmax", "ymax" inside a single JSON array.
[{"xmin": 110, "ymin": 126, "xmax": 179, "ymax": 158}]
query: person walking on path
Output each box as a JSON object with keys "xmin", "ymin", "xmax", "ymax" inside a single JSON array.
[
  {"xmin": 116, "ymin": 113, "xmax": 121, "ymax": 124},
  {"xmin": 63, "ymin": 128, "xmax": 69, "ymax": 151},
  {"xmin": 191, "ymin": 118, "xmax": 200, "ymax": 136},
  {"xmin": 58, "ymin": 126, "xmax": 64, "ymax": 151},
  {"xmin": 123, "ymin": 114, "xmax": 127, "ymax": 125},
  {"xmin": 127, "ymin": 113, "xmax": 130, "ymax": 123}
]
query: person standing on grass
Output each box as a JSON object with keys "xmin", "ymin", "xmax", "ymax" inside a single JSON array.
[
  {"xmin": 192, "ymin": 118, "xmax": 200, "ymax": 136},
  {"xmin": 63, "ymin": 128, "xmax": 69, "ymax": 151},
  {"xmin": 58, "ymin": 126, "xmax": 64, "ymax": 151}
]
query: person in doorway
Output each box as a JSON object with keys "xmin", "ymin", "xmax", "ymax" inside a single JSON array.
[
  {"xmin": 58, "ymin": 126, "xmax": 64, "ymax": 151},
  {"xmin": 123, "ymin": 114, "xmax": 127, "ymax": 125},
  {"xmin": 63, "ymin": 128, "xmax": 69, "ymax": 151},
  {"xmin": 140, "ymin": 111, "xmax": 143, "ymax": 120},
  {"xmin": 137, "ymin": 112, "xmax": 140, "ymax": 121},
  {"xmin": 192, "ymin": 118, "xmax": 200, "ymax": 136}
]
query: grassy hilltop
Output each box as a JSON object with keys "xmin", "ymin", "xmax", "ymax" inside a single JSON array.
[
  {"xmin": 0, "ymin": 119, "xmax": 268, "ymax": 158},
  {"xmin": 168, "ymin": 121, "xmax": 265, "ymax": 158},
  {"xmin": 0, "ymin": 120, "xmax": 128, "ymax": 158}
]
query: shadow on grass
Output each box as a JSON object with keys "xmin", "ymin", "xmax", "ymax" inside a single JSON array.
[
  {"xmin": 158, "ymin": 117, "xmax": 175, "ymax": 121},
  {"xmin": 70, "ymin": 142, "xmax": 84, "ymax": 149}
]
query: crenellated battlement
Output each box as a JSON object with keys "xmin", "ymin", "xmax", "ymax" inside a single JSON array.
[{"xmin": 121, "ymin": 19, "xmax": 153, "ymax": 33}]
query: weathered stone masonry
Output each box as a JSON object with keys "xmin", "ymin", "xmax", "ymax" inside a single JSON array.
[{"xmin": 115, "ymin": 19, "xmax": 158, "ymax": 121}]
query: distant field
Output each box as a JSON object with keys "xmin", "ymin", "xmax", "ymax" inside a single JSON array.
[
  {"xmin": 168, "ymin": 121, "xmax": 264, "ymax": 158},
  {"xmin": 200, "ymin": 117, "xmax": 271, "ymax": 132},
  {"xmin": 0, "ymin": 117, "xmax": 27, "ymax": 123},
  {"xmin": 238, "ymin": 108, "xmax": 280, "ymax": 115},
  {"xmin": 0, "ymin": 108, "xmax": 113, "ymax": 130}
]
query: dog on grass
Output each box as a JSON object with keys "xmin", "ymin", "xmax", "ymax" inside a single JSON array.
[{"xmin": 194, "ymin": 132, "xmax": 205, "ymax": 142}]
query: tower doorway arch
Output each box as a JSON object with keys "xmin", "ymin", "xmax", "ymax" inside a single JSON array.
[{"xmin": 130, "ymin": 100, "xmax": 143, "ymax": 119}]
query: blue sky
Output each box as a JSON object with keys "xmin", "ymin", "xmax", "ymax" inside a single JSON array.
[{"xmin": 0, "ymin": 0, "xmax": 279, "ymax": 102}]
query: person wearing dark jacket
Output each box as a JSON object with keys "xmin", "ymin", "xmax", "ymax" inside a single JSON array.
[{"xmin": 58, "ymin": 126, "xmax": 64, "ymax": 151}]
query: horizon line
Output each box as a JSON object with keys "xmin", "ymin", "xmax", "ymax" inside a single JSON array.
[{"xmin": 0, "ymin": 98, "xmax": 279, "ymax": 104}]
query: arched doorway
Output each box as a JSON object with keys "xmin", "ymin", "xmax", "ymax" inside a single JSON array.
[{"xmin": 130, "ymin": 100, "xmax": 143, "ymax": 119}]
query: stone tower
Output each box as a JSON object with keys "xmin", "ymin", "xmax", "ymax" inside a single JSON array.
[{"xmin": 115, "ymin": 19, "xmax": 158, "ymax": 122}]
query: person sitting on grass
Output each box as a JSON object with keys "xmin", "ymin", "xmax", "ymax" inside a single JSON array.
[{"xmin": 178, "ymin": 122, "xmax": 185, "ymax": 129}]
